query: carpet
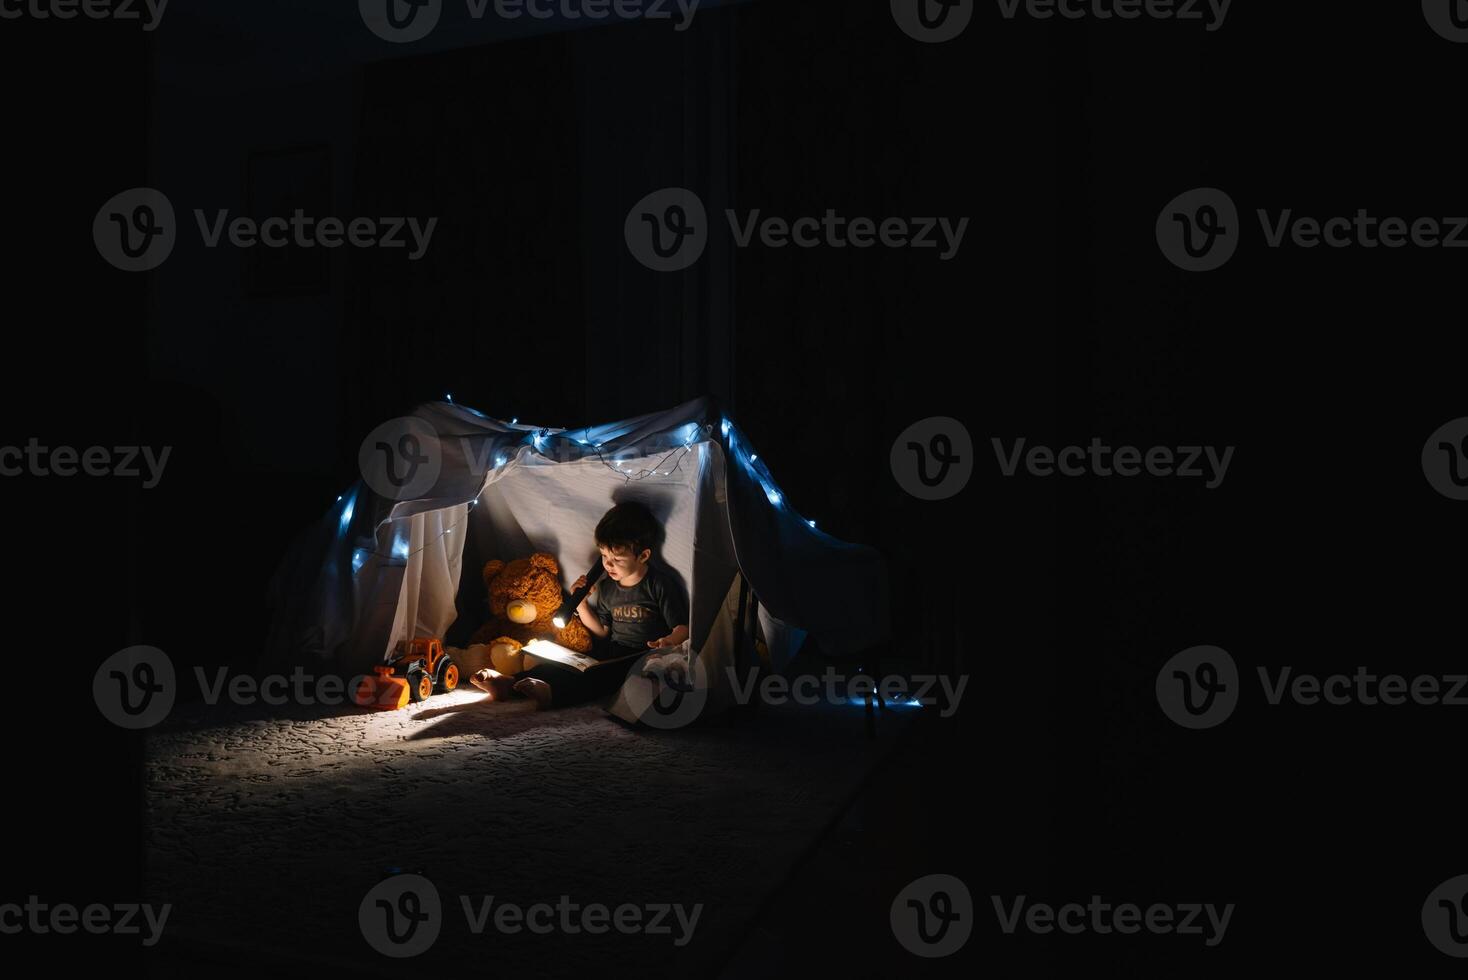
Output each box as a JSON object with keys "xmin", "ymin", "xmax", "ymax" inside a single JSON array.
[{"xmin": 144, "ymin": 686, "xmax": 915, "ymax": 977}]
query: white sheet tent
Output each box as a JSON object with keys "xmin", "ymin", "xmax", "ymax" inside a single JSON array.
[{"xmin": 264, "ymin": 395, "xmax": 890, "ymax": 713}]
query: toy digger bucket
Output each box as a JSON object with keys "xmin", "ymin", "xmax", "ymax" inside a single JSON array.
[{"xmin": 353, "ymin": 665, "xmax": 409, "ymax": 711}]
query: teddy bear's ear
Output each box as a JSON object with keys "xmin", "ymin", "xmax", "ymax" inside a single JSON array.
[
  {"xmin": 482, "ymin": 559, "xmax": 505, "ymax": 584},
  {"xmin": 528, "ymin": 553, "xmax": 560, "ymax": 576}
]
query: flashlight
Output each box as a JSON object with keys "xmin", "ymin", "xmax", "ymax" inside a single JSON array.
[{"xmin": 553, "ymin": 561, "xmax": 604, "ymax": 629}]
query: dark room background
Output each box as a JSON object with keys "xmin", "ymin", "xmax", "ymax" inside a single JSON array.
[{"xmin": 6, "ymin": 1, "xmax": 1468, "ymax": 976}]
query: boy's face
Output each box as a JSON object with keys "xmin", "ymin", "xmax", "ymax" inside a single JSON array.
[{"xmin": 598, "ymin": 543, "xmax": 650, "ymax": 582}]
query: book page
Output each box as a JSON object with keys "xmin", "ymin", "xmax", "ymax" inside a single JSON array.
[{"xmin": 521, "ymin": 639, "xmax": 641, "ymax": 673}]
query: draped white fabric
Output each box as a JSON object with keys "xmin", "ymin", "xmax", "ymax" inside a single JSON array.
[
  {"xmin": 384, "ymin": 504, "xmax": 467, "ymax": 661},
  {"xmin": 366, "ymin": 442, "xmax": 793, "ymax": 700},
  {"xmin": 274, "ymin": 395, "xmax": 885, "ymax": 683},
  {"xmin": 477, "ymin": 445, "xmax": 704, "ymax": 629}
]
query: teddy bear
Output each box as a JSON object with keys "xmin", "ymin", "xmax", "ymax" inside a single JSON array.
[{"xmin": 469, "ymin": 553, "xmax": 593, "ymax": 673}]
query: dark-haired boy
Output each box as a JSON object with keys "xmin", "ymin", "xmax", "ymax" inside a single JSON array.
[{"xmin": 471, "ymin": 501, "xmax": 689, "ymax": 708}]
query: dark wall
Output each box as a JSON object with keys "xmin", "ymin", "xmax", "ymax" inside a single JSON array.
[{"xmin": 18, "ymin": 2, "xmax": 1468, "ymax": 975}]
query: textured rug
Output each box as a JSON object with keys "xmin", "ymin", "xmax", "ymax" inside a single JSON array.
[{"xmin": 143, "ymin": 686, "xmax": 914, "ymax": 977}]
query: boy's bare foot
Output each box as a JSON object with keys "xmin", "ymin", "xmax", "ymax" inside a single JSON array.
[
  {"xmin": 513, "ymin": 677, "xmax": 553, "ymax": 709},
  {"xmin": 470, "ymin": 668, "xmax": 516, "ymax": 701}
]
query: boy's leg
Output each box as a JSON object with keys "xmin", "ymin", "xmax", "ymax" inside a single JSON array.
[
  {"xmin": 579, "ymin": 645, "xmax": 645, "ymax": 702},
  {"xmin": 469, "ymin": 668, "xmax": 516, "ymax": 700},
  {"xmin": 510, "ymin": 661, "xmax": 599, "ymax": 708},
  {"xmin": 512, "ymin": 644, "xmax": 645, "ymax": 708}
]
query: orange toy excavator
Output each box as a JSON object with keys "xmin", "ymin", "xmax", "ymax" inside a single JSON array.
[{"xmin": 353, "ymin": 637, "xmax": 459, "ymax": 710}]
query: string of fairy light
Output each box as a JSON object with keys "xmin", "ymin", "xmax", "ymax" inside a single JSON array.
[{"xmin": 340, "ymin": 409, "xmax": 734, "ymax": 569}]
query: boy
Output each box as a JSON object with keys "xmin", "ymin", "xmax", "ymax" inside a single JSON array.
[{"xmin": 471, "ymin": 501, "xmax": 689, "ymax": 708}]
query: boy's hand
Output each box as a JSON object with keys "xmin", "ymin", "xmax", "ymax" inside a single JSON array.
[
  {"xmin": 572, "ymin": 575, "xmax": 591, "ymax": 592},
  {"xmin": 647, "ymin": 634, "xmax": 677, "ymax": 649}
]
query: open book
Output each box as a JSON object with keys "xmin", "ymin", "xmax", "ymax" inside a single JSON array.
[{"xmin": 520, "ymin": 638, "xmax": 647, "ymax": 673}]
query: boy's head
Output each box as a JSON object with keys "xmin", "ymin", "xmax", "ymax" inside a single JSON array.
[{"xmin": 594, "ymin": 501, "xmax": 660, "ymax": 583}]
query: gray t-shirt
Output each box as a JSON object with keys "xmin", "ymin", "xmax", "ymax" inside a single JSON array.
[{"xmin": 593, "ymin": 563, "xmax": 689, "ymax": 650}]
